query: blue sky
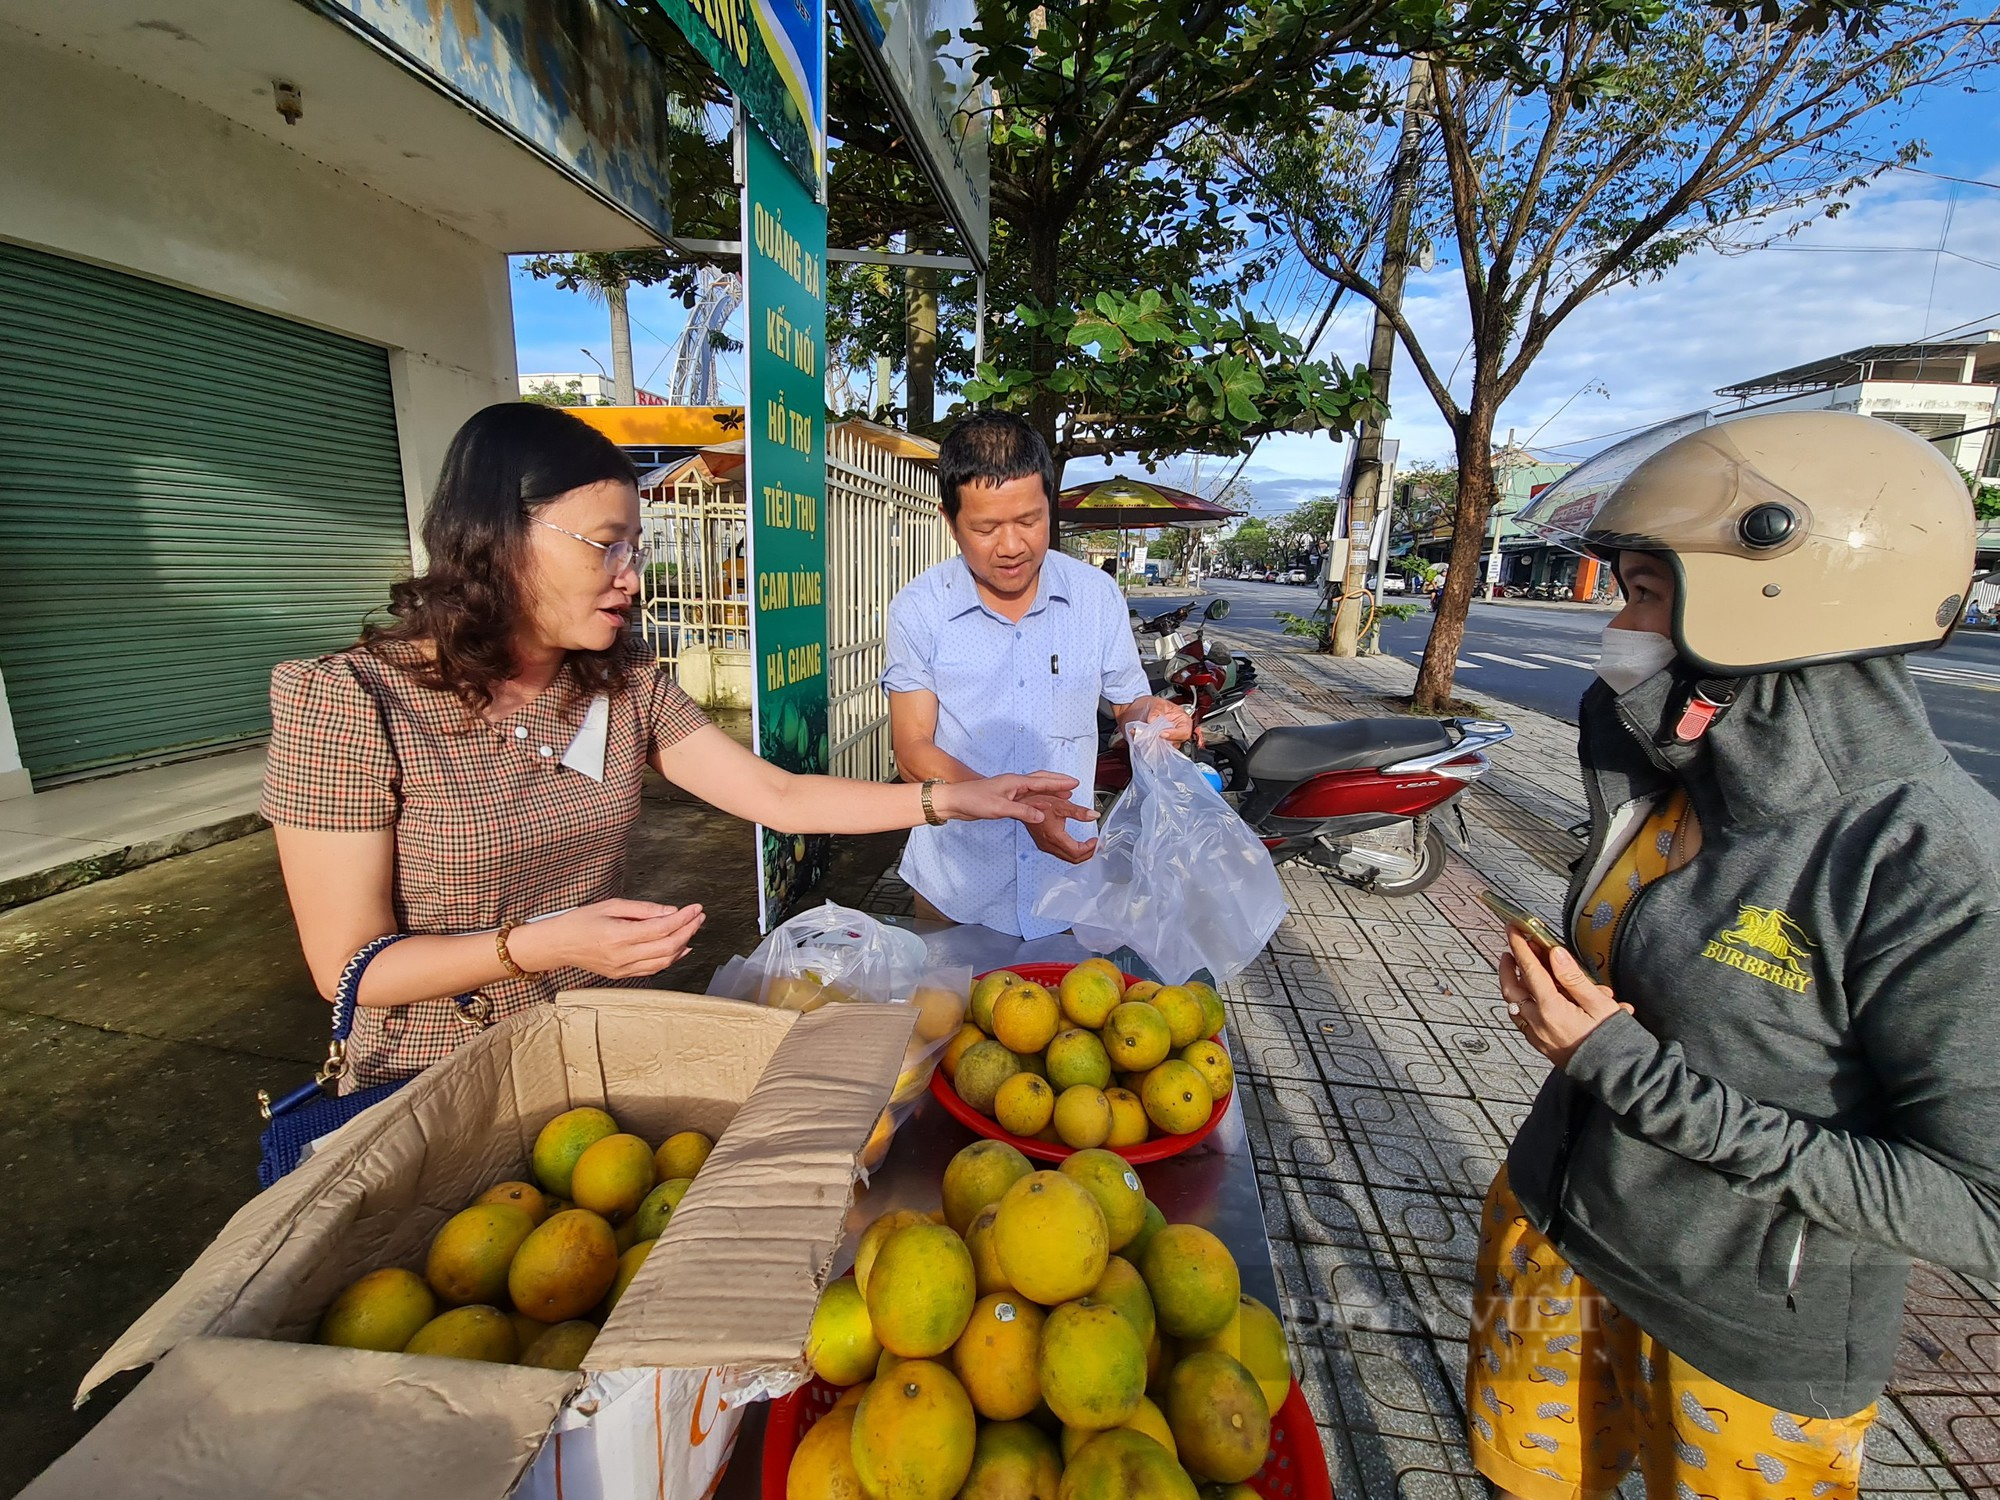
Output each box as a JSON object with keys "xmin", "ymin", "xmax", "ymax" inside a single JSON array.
[{"xmin": 511, "ymin": 73, "xmax": 2000, "ymax": 514}]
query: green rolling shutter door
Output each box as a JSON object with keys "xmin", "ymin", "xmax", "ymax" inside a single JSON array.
[{"xmin": 0, "ymin": 240, "xmax": 413, "ymax": 781}]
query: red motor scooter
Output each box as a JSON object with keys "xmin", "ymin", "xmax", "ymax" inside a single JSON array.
[{"xmin": 1234, "ymin": 716, "xmax": 1512, "ymax": 894}]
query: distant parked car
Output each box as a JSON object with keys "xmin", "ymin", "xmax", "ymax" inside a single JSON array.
[
  {"xmin": 1374, "ymin": 573, "xmax": 1408, "ymax": 595},
  {"xmin": 1283, "ymin": 568, "xmax": 1309, "ymax": 585}
]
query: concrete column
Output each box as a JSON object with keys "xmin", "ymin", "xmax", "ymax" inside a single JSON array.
[{"xmin": 0, "ymin": 663, "xmax": 30, "ymax": 800}]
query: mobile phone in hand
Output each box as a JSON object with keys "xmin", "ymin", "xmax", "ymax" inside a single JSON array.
[{"xmin": 1477, "ymin": 889, "xmax": 1564, "ymax": 954}]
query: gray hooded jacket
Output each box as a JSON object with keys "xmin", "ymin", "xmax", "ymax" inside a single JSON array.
[{"xmin": 1506, "ymin": 655, "xmax": 2000, "ymax": 1417}]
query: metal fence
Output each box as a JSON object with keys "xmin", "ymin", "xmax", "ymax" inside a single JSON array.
[
  {"xmin": 825, "ymin": 423, "xmax": 954, "ymax": 781},
  {"xmin": 637, "ymin": 429, "xmax": 954, "ymax": 778},
  {"xmin": 637, "ymin": 464, "xmax": 752, "ymax": 708}
]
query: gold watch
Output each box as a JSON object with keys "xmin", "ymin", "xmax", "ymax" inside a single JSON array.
[{"xmin": 920, "ymin": 779, "xmax": 947, "ymax": 826}]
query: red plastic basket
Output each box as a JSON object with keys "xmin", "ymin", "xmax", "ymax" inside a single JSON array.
[
  {"xmin": 760, "ymin": 1375, "xmax": 1332, "ymax": 1500},
  {"xmin": 929, "ymin": 962, "xmax": 1231, "ymax": 1165}
]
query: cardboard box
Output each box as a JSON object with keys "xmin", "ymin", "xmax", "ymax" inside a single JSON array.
[{"xmin": 27, "ymin": 992, "xmax": 915, "ymax": 1500}]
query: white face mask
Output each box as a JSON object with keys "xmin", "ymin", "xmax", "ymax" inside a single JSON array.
[{"xmin": 1596, "ymin": 625, "xmax": 1677, "ymax": 694}]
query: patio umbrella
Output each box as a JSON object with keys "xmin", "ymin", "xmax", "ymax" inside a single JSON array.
[{"xmin": 1057, "ymin": 476, "xmax": 1244, "ymax": 530}]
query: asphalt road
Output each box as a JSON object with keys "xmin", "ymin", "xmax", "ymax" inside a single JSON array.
[{"xmin": 1165, "ymin": 577, "xmax": 2000, "ymax": 800}]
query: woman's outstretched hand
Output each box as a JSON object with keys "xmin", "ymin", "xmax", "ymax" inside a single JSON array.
[{"xmin": 935, "ymin": 772, "xmax": 1094, "ymax": 827}]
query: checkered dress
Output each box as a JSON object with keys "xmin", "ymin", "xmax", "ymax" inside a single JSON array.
[{"xmin": 260, "ymin": 640, "xmax": 707, "ymax": 1089}]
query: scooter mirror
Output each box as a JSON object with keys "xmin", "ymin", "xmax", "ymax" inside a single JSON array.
[{"xmin": 1204, "ymin": 598, "xmax": 1231, "ymax": 620}]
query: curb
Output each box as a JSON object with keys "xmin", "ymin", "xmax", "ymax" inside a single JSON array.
[{"xmin": 0, "ymin": 811, "xmax": 268, "ymax": 914}]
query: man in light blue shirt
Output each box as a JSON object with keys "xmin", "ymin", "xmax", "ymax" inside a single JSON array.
[{"xmin": 885, "ymin": 413, "xmax": 1192, "ymax": 937}]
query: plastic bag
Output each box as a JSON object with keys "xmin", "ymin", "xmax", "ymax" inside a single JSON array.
[
  {"xmin": 705, "ymin": 902, "xmax": 968, "ymax": 1178},
  {"xmin": 1034, "ymin": 718, "xmax": 1286, "ymax": 984}
]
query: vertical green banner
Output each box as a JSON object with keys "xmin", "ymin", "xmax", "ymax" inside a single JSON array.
[{"xmin": 743, "ymin": 124, "xmax": 831, "ymax": 928}]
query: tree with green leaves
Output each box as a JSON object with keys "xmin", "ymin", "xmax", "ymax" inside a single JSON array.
[
  {"xmin": 1243, "ymin": 0, "xmax": 2000, "ymax": 708},
  {"xmin": 521, "ymin": 378, "xmax": 611, "ymax": 408},
  {"xmin": 1222, "ymin": 517, "xmax": 1279, "ymax": 571},
  {"xmin": 825, "ymin": 0, "xmax": 1674, "ymax": 477},
  {"xmin": 1393, "ymin": 463, "xmax": 1459, "ymax": 540}
]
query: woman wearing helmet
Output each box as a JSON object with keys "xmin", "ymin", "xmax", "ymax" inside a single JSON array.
[{"xmin": 1466, "ymin": 411, "xmax": 2000, "ymax": 1500}]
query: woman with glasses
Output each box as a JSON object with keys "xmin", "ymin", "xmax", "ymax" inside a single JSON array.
[{"xmin": 261, "ymin": 403, "xmax": 1083, "ymax": 1090}]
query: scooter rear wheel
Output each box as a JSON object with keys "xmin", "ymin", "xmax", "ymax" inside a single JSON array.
[{"xmin": 1318, "ymin": 823, "xmax": 1448, "ymax": 896}]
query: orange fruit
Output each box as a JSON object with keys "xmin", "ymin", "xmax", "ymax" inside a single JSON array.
[
  {"xmin": 851, "ymin": 1359, "xmax": 978, "ymax": 1500},
  {"xmin": 1053, "ymin": 1085, "xmax": 1113, "ymax": 1149},
  {"xmin": 867, "ymin": 1223, "xmax": 977, "ymax": 1357},
  {"xmin": 1150, "ymin": 987, "xmax": 1208, "ymax": 1050},
  {"xmin": 1102, "ymin": 1003, "xmax": 1172, "ymax": 1072},
  {"xmin": 316, "ymin": 1268, "xmax": 435, "ymax": 1353},
  {"xmin": 942, "ymin": 1140, "xmax": 1035, "ymax": 1234},
  {"xmin": 531, "ymin": 1107, "xmax": 619, "ymax": 1198},
  {"xmin": 424, "ymin": 1203, "xmax": 536, "ymax": 1307},
  {"xmin": 403, "ymin": 1304, "xmax": 518, "ymax": 1362},
  {"xmin": 570, "ymin": 1133, "xmax": 657, "ymax": 1223},
  {"xmin": 1058, "ymin": 1148, "xmax": 1148, "ymax": 1250},
  {"xmin": 995, "ymin": 1073, "xmax": 1058, "ymax": 1138},
  {"xmin": 1058, "ymin": 966, "xmax": 1125, "ymax": 1030},
  {"xmin": 1137, "ymin": 1224, "xmax": 1240, "ymax": 1340},
  {"xmin": 475, "ymin": 1180, "xmax": 549, "ymax": 1224},
  {"xmin": 993, "ymin": 982, "xmax": 1061, "ymax": 1054},
  {"xmin": 993, "ymin": 1171, "xmax": 1109, "ymax": 1305},
  {"xmin": 951, "ymin": 1293, "xmax": 1046, "ymax": 1420},
  {"xmin": 1140, "ymin": 1061, "xmax": 1213, "ymax": 1136},
  {"xmin": 1105, "ymin": 1088, "xmax": 1150, "ymax": 1147}
]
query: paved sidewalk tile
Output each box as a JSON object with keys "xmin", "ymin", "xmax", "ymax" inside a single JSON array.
[{"xmin": 1216, "ymin": 634, "xmax": 1982, "ymax": 1498}]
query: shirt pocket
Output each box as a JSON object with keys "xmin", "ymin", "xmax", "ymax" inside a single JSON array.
[{"xmin": 1049, "ymin": 661, "xmax": 1107, "ymax": 742}]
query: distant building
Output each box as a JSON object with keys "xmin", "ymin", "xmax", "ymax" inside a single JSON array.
[
  {"xmin": 519, "ymin": 372, "xmax": 666, "ymax": 406},
  {"xmin": 1719, "ymin": 332, "xmax": 2000, "ymax": 565},
  {"xmin": 1717, "ymin": 332, "xmax": 2000, "ymax": 480},
  {"xmin": 1404, "ymin": 448, "xmax": 1583, "ymax": 595}
]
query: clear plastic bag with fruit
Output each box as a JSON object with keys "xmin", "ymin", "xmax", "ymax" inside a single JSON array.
[
  {"xmin": 707, "ymin": 902, "xmax": 969, "ymax": 1175},
  {"xmin": 1034, "ymin": 719, "xmax": 1286, "ymax": 984}
]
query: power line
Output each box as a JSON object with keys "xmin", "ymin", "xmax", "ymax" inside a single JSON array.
[{"xmin": 1768, "ymin": 244, "xmax": 2000, "ymax": 275}]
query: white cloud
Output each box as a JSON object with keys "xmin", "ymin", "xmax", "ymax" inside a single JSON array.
[{"xmin": 1232, "ymin": 163, "xmax": 2000, "ymax": 509}]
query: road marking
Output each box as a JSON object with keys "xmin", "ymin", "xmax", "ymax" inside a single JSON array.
[
  {"xmin": 1910, "ymin": 663, "xmax": 2000, "ymax": 685},
  {"xmin": 1407, "ymin": 652, "xmax": 1482, "ymax": 669},
  {"xmin": 1529, "ymin": 652, "xmax": 1596, "ymax": 669},
  {"xmin": 1471, "ymin": 652, "xmax": 1548, "ymax": 670}
]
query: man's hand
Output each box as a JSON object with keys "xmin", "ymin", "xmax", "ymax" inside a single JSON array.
[
  {"xmin": 1021, "ymin": 793, "xmax": 1099, "ymax": 864},
  {"xmin": 1122, "ymin": 695, "xmax": 1194, "ymax": 746},
  {"xmin": 1497, "ymin": 930, "xmax": 1634, "ymax": 1068}
]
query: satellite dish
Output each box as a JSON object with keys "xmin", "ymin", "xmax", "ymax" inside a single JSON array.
[{"xmin": 1417, "ymin": 241, "xmax": 1437, "ymax": 274}]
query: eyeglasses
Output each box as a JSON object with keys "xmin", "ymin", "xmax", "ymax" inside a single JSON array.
[{"xmin": 530, "ymin": 516, "xmax": 649, "ymax": 577}]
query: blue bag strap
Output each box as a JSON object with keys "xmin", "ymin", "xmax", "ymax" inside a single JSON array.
[
  {"xmin": 318, "ymin": 935, "xmax": 490, "ymax": 1089},
  {"xmin": 318, "ymin": 933, "xmax": 412, "ymax": 1087},
  {"xmin": 332, "ymin": 933, "xmax": 410, "ymax": 1044}
]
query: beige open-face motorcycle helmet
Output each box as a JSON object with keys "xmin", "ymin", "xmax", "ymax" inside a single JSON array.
[{"xmin": 1514, "ymin": 409, "xmax": 1978, "ymax": 674}]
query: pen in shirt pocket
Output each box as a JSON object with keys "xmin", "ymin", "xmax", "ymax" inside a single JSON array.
[{"xmin": 1051, "ymin": 653, "xmax": 1060, "ymax": 675}]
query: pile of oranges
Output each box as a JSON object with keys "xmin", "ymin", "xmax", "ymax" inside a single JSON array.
[
  {"xmin": 792, "ymin": 1138, "xmax": 1293, "ymax": 1499},
  {"xmin": 939, "ymin": 961, "xmax": 1235, "ymax": 1149}
]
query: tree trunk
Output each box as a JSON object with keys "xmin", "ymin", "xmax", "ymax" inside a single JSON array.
[
  {"xmin": 1333, "ymin": 60, "xmax": 1432, "ymax": 658},
  {"xmin": 1025, "ymin": 222, "xmax": 1066, "ymax": 490},
  {"xmin": 904, "ymin": 232, "xmax": 939, "ymax": 436},
  {"xmin": 607, "ymin": 281, "xmax": 636, "ymax": 405},
  {"xmin": 1412, "ymin": 404, "xmax": 1498, "ymax": 710}
]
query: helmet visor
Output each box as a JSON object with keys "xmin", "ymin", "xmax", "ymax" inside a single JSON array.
[{"xmin": 1513, "ymin": 412, "xmax": 1814, "ymax": 562}]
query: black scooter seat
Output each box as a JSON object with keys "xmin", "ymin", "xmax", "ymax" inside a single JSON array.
[{"xmin": 1248, "ymin": 719, "xmax": 1455, "ymax": 782}]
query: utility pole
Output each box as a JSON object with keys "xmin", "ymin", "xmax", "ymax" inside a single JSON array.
[
  {"xmin": 1486, "ymin": 428, "xmax": 1518, "ymax": 599},
  {"xmin": 1332, "ymin": 59, "xmax": 1432, "ymax": 657},
  {"xmin": 607, "ymin": 281, "xmax": 636, "ymax": 405}
]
